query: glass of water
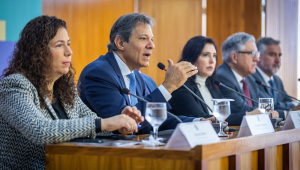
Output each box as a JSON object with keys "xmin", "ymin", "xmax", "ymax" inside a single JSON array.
[
  {"xmin": 258, "ymin": 98, "xmax": 274, "ymax": 115},
  {"xmin": 145, "ymin": 102, "xmax": 167, "ymax": 140},
  {"xmin": 212, "ymin": 99, "xmax": 233, "ymax": 137}
]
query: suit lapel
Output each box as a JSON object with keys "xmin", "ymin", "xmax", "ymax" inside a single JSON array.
[
  {"xmin": 223, "ymin": 63, "xmax": 243, "ymax": 94},
  {"xmin": 134, "ymin": 70, "xmax": 144, "ymax": 97},
  {"xmin": 255, "ymin": 69, "xmax": 272, "ymax": 96},
  {"xmin": 44, "ymin": 98, "xmax": 59, "ymax": 120},
  {"xmin": 190, "ymin": 83, "xmax": 210, "ymax": 114},
  {"xmin": 105, "ymin": 53, "xmax": 130, "ymax": 105}
]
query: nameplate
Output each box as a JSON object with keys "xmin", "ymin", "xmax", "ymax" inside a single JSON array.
[
  {"xmin": 237, "ymin": 114, "xmax": 274, "ymax": 137},
  {"xmin": 165, "ymin": 121, "xmax": 219, "ymax": 150},
  {"xmin": 282, "ymin": 111, "xmax": 300, "ymax": 130}
]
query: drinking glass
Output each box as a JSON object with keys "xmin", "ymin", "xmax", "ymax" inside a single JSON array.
[
  {"xmin": 145, "ymin": 102, "xmax": 167, "ymax": 140},
  {"xmin": 258, "ymin": 98, "xmax": 274, "ymax": 115},
  {"xmin": 212, "ymin": 99, "xmax": 233, "ymax": 137}
]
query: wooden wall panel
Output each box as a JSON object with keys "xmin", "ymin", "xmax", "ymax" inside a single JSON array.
[
  {"xmin": 265, "ymin": 0, "xmax": 298, "ymax": 98},
  {"xmin": 42, "ymin": 0, "xmax": 134, "ymax": 81},
  {"xmin": 207, "ymin": 0, "xmax": 261, "ymax": 66},
  {"xmin": 138, "ymin": 0, "xmax": 202, "ymax": 85}
]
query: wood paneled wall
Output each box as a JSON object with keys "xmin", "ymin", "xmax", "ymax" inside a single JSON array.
[
  {"xmin": 43, "ymin": 0, "xmax": 202, "ymax": 85},
  {"xmin": 265, "ymin": 0, "xmax": 298, "ymax": 98},
  {"xmin": 206, "ymin": 0, "xmax": 262, "ymax": 66},
  {"xmin": 42, "ymin": 0, "xmax": 134, "ymax": 81},
  {"xmin": 138, "ymin": 0, "xmax": 202, "ymax": 85}
]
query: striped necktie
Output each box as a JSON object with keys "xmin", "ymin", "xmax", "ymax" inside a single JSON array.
[{"xmin": 127, "ymin": 73, "xmax": 138, "ymax": 106}]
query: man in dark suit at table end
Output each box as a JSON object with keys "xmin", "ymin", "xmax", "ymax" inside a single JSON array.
[
  {"xmin": 78, "ymin": 13, "xmax": 202, "ymax": 134},
  {"xmin": 251, "ymin": 37, "xmax": 299, "ymax": 119},
  {"xmin": 216, "ymin": 32, "xmax": 267, "ymax": 125}
]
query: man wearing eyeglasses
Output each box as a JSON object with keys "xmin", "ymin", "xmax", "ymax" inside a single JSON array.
[
  {"xmin": 251, "ymin": 37, "xmax": 298, "ymax": 119},
  {"xmin": 216, "ymin": 32, "xmax": 278, "ymax": 125}
]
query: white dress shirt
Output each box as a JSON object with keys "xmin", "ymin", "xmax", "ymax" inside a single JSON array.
[
  {"xmin": 113, "ymin": 52, "xmax": 172, "ymax": 104},
  {"xmin": 195, "ymin": 75, "xmax": 213, "ymax": 115},
  {"xmin": 231, "ymin": 68, "xmax": 244, "ymax": 91},
  {"xmin": 256, "ymin": 67, "xmax": 274, "ymax": 86}
]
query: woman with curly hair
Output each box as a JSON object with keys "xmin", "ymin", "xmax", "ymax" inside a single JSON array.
[{"xmin": 0, "ymin": 15, "xmax": 143, "ymax": 170}]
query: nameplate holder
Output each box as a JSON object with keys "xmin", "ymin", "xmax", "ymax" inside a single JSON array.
[
  {"xmin": 282, "ymin": 111, "xmax": 300, "ymax": 130},
  {"xmin": 237, "ymin": 114, "xmax": 274, "ymax": 138},
  {"xmin": 165, "ymin": 121, "xmax": 219, "ymax": 150}
]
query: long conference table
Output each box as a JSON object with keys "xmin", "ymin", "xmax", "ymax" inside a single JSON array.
[{"xmin": 45, "ymin": 127, "xmax": 300, "ymax": 170}]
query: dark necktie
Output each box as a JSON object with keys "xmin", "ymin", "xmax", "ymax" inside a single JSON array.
[
  {"xmin": 269, "ymin": 79, "xmax": 277, "ymax": 103},
  {"xmin": 241, "ymin": 79, "xmax": 253, "ymax": 106}
]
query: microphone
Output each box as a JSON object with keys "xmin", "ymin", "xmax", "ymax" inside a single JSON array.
[
  {"xmin": 214, "ymin": 80, "xmax": 259, "ymax": 104},
  {"xmin": 122, "ymin": 88, "xmax": 183, "ymax": 123},
  {"xmin": 157, "ymin": 62, "xmax": 213, "ymax": 112},
  {"xmin": 255, "ymin": 80, "xmax": 300, "ymax": 102}
]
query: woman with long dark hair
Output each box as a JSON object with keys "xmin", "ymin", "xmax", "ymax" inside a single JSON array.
[
  {"xmin": 169, "ymin": 36, "xmax": 222, "ymax": 118},
  {"xmin": 0, "ymin": 15, "xmax": 142, "ymax": 169}
]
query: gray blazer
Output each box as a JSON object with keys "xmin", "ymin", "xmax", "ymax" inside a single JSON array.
[{"xmin": 0, "ymin": 74, "xmax": 100, "ymax": 170}]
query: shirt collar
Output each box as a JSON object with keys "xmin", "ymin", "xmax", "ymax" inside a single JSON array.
[
  {"xmin": 256, "ymin": 66, "xmax": 273, "ymax": 83},
  {"xmin": 113, "ymin": 52, "xmax": 132, "ymax": 76},
  {"xmin": 231, "ymin": 68, "xmax": 244, "ymax": 83},
  {"xmin": 195, "ymin": 74, "xmax": 207, "ymax": 85}
]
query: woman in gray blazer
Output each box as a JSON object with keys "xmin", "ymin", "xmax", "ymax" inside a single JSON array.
[{"xmin": 0, "ymin": 16, "xmax": 143, "ymax": 170}]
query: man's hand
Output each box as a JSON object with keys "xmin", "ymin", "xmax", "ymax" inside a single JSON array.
[
  {"xmin": 246, "ymin": 108, "xmax": 261, "ymax": 115},
  {"xmin": 118, "ymin": 106, "xmax": 144, "ymax": 135},
  {"xmin": 101, "ymin": 114, "xmax": 138, "ymax": 133},
  {"xmin": 121, "ymin": 106, "xmax": 144, "ymax": 124},
  {"xmin": 162, "ymin": 59, "xmax": 198, "ymax": 93},
  {"xmin": 201, "ymin": 116, "xmax": 216, "ymax": 123},
  {"xmin": 269, "ymin": 110, "xmax": 279, "ymax": 118}
]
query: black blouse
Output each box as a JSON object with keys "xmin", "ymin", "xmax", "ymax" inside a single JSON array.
[{"xmin": 51, "ymin": 88, "xmax": 102, "ymax": 132}]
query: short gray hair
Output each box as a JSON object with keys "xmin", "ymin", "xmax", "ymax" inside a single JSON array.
[
  {"xmin": 221, "ymin": 32, "xmax": 255, "ymax": 63},
  {"xmin": 256, "ymin": 37, "xmax": 280, "ymax": 54},
  {"xmin": 107, "ymin": 13, "xmax": 155, "ymax": 53}
]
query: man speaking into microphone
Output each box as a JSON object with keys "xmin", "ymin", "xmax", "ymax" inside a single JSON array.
[
  {"xmin": 251, "ymin": 37, "xmax": 299, "ymax": 118},
  {"xmin": 216, "ymin": 33, "xmax": 278, "ymax": 125},
  {"xmin": 78, "ymin": 13, "xmax": 211, "ymax": 135}
]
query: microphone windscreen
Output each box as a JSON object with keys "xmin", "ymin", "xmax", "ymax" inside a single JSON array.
[
  {"xmin": 255, "ymin": 80, "xmax": 263, "ymax": 85},
  {"xmin": 157, "ymin": 63, "xmax": 166, "ymax": 70},
  {"xmin": 122, "ymin": 88, "xmax": 130, "ymax": 94},
  {"xmin": 214, "ymin": 80, "xmax": 221, "ymax": 86}
]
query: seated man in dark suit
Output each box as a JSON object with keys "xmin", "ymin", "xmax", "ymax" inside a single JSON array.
[
  {"xmin": 79, "ymin": 13, "xmax": 202, "ymax": 135},
  {"xmin": 251, "ymin": 37, "xmax": 298, "ymax": 118},
  {"xmin": 216, "ymin": 32, "xmax": 278, "ymax": 125}
]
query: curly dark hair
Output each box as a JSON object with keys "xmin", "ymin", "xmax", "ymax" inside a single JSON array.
[{"xmin": 1, "ymin": 15, "xmax": 77, "ymax": 108}]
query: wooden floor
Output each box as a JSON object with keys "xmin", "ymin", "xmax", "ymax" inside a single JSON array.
[{"xmin": 45, "ymin": 127, "xmax": 300, "ymax": 170}]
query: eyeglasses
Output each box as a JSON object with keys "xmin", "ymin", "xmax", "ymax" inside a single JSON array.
[{"xmin": 236, "ymin": 51, "xmax": 260, "ymax": 58}]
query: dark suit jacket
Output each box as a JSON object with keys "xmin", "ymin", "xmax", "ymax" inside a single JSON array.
[
  {"xmin": 169, "ymin": 81, "xmax": 222, "ymax": 118},
  {"xmin": 251, "ymin": 69, "xmax": 295, "ymax": 118},
  {"xmin": 216, "ymin": 63, "xmax": 266, "ymax": 125},
  {"xmin": 78, "ymin": 52, "xmax": 195, "ymax": 134},
  {"xmin": 141, "ymin": 73, "xmax": 157, "ymax": 93}
]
